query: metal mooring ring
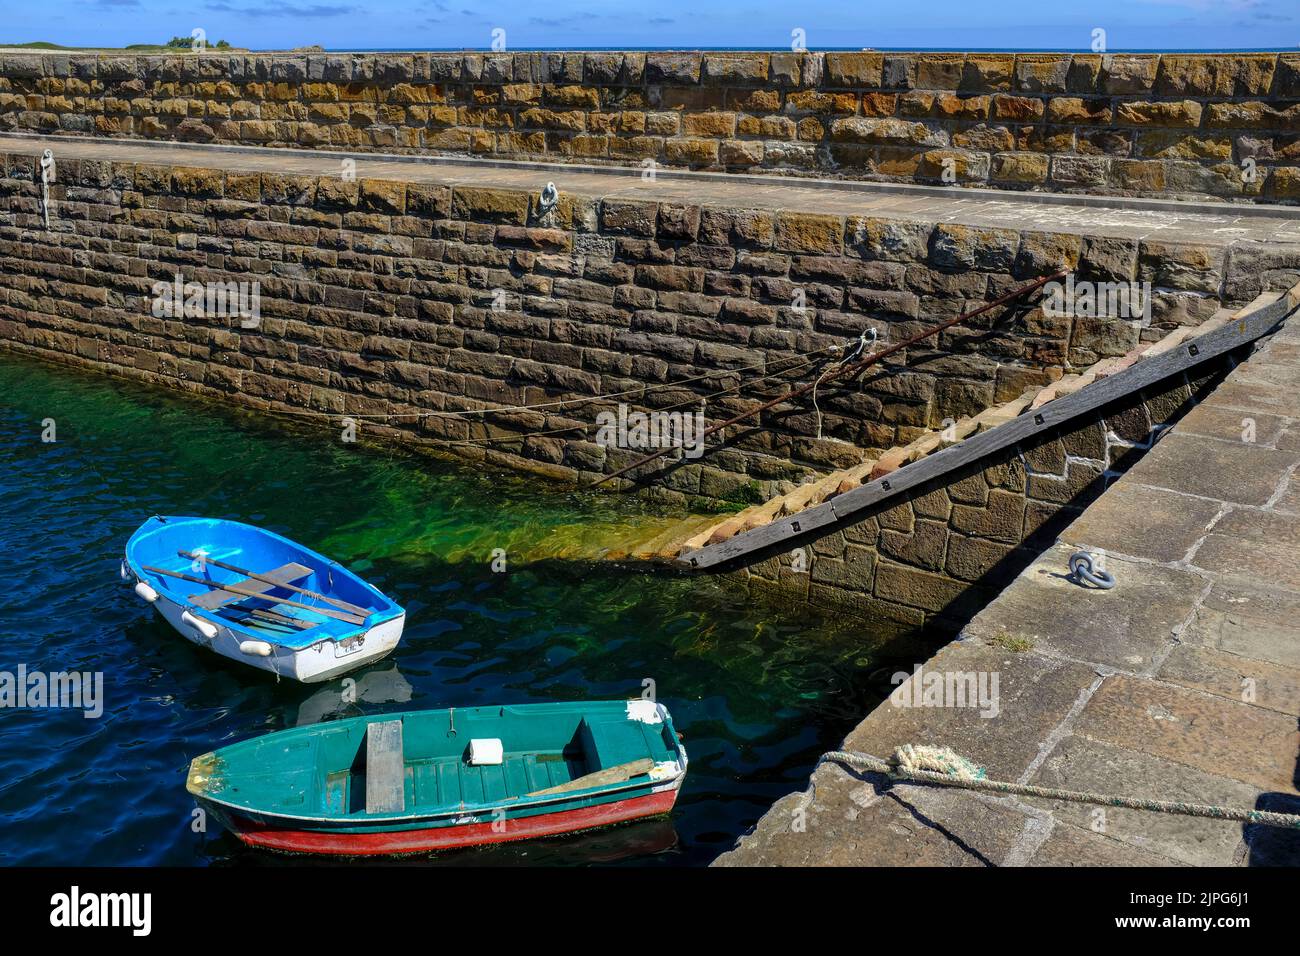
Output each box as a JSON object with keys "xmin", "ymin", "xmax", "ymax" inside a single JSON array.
[
  {"xmin": 1068, "ymin": 550, "xmax": 1115, "ymax": 590},
  {"xmin": 539, "ymin": 181, "xmax": 559, "ymax": 213}
]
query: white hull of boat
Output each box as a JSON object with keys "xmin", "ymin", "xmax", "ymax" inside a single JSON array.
[{"xmin": 151, "ymin": 592, "xmax": 405, "ymax": 682}]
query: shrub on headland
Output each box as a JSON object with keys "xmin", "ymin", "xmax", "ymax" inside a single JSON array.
[{"xmin": 164, "ymin": 36, "xmax": 232, "ymax": 49}]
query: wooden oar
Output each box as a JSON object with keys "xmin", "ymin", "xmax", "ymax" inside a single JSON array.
[
  {"xmin": 141, "ymin": 565, "xmax": 367, "ymax": 626},
  {"xmin": 526, "ymin": 758, "xmax": 656, "ymax": 797},
  {"xmin": 244, "ymin": 608, "xmax": 316, "ymax": 631},
  {"xmin": 176, "ymin": 549, "xmax": 370, "ymax": 618}
]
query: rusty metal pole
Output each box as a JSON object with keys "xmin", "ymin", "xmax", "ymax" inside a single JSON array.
[{"xmin": 590, "ymin": 270, "xmax": 1066, "ymax": 489}]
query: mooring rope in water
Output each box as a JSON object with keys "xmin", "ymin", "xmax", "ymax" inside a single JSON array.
[
  {"xmin": 435, "ymin": 348, "xmax": 842, "ymax": 449},
  {"xmin": 313, "ymin": 351, "xmax": 833, "ymax": 450},
  {"xmin": 592, "ymin": 270, "xmax": 1067, "ymax": 488},
  {"xmin": 811, "ymin": 328, "xmax": 876, "ymax": 440},
  {"xmin": 238, "ymin": 339, "xmax": 851, "ymax": 455},
  {"xmin": 301, "ymin": 341, "xmax": 847, "ymax": 423},
  {"xmin": 820, "ymin": 746, "xmax": 1300, "ymax": 829}
]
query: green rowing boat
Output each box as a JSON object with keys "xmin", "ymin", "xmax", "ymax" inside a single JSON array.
[{"xmin": 186, "ymin": 699, "xmax": 688, "ymax": 855}]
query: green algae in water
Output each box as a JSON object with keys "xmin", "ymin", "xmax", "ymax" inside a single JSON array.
[{"xmin": 0, "ymin": 352, "xmax": 933, "ymax": 866}]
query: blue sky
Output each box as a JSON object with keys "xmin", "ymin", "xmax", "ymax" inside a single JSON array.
[{"xmin": 8, "ymin": 0, "xmax": 1298, "ymax": 51}]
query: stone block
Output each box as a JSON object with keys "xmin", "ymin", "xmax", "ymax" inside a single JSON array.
[
  {"xmin": 824, "ymin": 52, "xmax": 884, "ymax": 87},
  {"xmin": 774, "ymin": 212, "xmax": 845, "ymax": 255},
  {"xmin": 645, "ymin": 52, "xmax": 701, "ymax": 85},
  {"xmin": 1075, "ymin": 675, "xmax": 1298, "ymax": 792},
  {"xmin": 1014, "ymin": 54, "xmax": 1070, "ymax": 93},
  {"xmin": 873, "ymin": 560, "xmax": 970, "ymax": 614},
  {"xmin": 1028, "ymin": 735, "xmax": 1261, "ymax": 866}
]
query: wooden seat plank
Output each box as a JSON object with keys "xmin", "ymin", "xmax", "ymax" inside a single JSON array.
[
  {"xmin": 187, "ymin": 562, "xmax": 313, "ymax": 610},
  {"xmin": 365, "ymin": 720, "xmax": 406, "ymax": 815}
]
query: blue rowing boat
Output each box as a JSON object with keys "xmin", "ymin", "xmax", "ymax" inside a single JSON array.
[{"xmin": 122, "ymin": 516, "xmax": 406, "ymax": 682}]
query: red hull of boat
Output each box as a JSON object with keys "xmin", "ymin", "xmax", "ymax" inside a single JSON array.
[{"xmin": 222, "ymin": 788, "xmax": 680, "ymax": 856}]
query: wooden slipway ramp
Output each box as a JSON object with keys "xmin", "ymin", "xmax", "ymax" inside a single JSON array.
[{"xmin": 591, "ymin": 288, "xmax": 1300, "ymax": 571}]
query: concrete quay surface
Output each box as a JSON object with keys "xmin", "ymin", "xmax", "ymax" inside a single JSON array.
[{"xmin": 717, "ymin": 315, "xmax": 1300, "ymax": 867}]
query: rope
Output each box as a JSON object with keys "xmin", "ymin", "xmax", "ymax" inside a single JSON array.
[
  {"xmin": 39, "ymin": 148, "xmax": 55, "ymax": 230},
  {"xmin": 239, "ymin": 340, "xmax": 847, "ymax": 456},
  {"xmin": 593, "ymin": 270, "xmax": 1065, "ymax": 488},
  {"xmin": 648, "ymin": 351, "xmax": 829, "ymax": 416},
  {"xmin": 304, "ymin": 341, "xmax": 845, "ymax": 423},
  {"xmin": 892, "ymin": 743, "xmax": 985, "ymax": 781},
  {"xmin": 820, "ymin": 746, "xmax": 1300, "ymax": 829},
  {"xmin": 811, "ymin": 328, "xmax": 875, "ymax": 440},
  {"xmin": 421, "ymin": 422, "xmax": 588, "ymax": 448}
]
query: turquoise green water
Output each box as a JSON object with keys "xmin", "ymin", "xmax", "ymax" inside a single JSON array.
[{"xmin": 0, "ymin": 352, "xmax": 931, "ymax": 866}]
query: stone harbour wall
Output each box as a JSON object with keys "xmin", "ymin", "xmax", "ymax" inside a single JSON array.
[
  {"xmin": 0, "ymin": 146, "xmax": 1268, "ymax": 509},
  {"xmin": 737, "ymin": 365, "xmax": 1236, "ymax": 630},
  {"xmin": 2, "ymin": 50, "xmax": 1300, "ymax": 202}
]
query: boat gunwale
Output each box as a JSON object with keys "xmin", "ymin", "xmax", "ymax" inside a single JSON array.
[{"xmin": 190, "ymin": 767, "xmax": 686, "ymax": 827}]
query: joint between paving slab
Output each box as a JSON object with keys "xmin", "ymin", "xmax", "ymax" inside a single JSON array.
[
  {"xmin": 1169, "ymin": 429, "xmax": 1282, "ymax": 452},
  {"xmin": 1000, "ymin": 805, "xmax": 1057, "ymax": 867},
  {"xmin": 1147, "ymin": 575, "xmax": 1216, "ymax": 678},
  {"xmin": 1178, "ymin": 503, "xmax": 1231, "ymax": 567},
  {"xmin": 1263, "ymin": 461, "xmax": 1299, "ymax": 511},
  {"xmin": 1017, "ymin": 674, "xmax": 1108, "ymax": 787}
]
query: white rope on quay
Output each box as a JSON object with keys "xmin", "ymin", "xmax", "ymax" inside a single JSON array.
[{"xmin": 821, "ymin": 745, "xmax": 1300, "ymax": 829}]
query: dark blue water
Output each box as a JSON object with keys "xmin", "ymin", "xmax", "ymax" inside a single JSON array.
[{"xmin": 0, "ymin": 352, "xmax": 934, "ymax": 866}]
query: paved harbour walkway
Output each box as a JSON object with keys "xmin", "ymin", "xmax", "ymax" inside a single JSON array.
[{"xmin": 717, "ymin": 304, "xmax": 1300, "ymax": 866}]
